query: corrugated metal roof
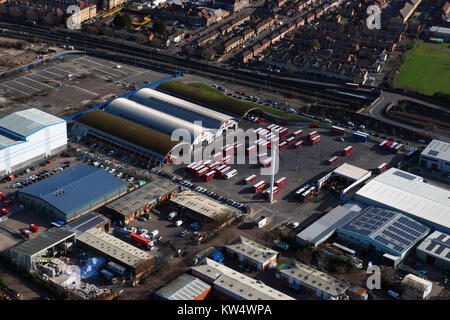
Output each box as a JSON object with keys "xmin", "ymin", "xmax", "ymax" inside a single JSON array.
[
  {"xmin": 279, "ymin": 261, "xmax": 350, "ymax": 298},
  {"xmin": 355, "ymin": 168, "xmax": 450, "ymax": 232},
  {"xmin": 332, "ymin": 163, "xmax": 371, "ymax": 181},
  {"xmin": 191, "ymin": 258, "xmax": 294, "ymax": 300},
  {"xmin": 296, "ymin": 201, "xmax": 364, "ymax": 246},
  {"xmin": 416, "ymin": 230, "xmax": 450, "ymax": 264},
  {"xmin": 61, "ymin": 211, "xmax": 110, "ymax": 236},
  {"xmin": 19, "ymin": 164, "xmax": 127, "ymax": 216},
  {"xmin": 76, "ymin": 228, "xmax": 154, "ymax": 269},
  {"xmin": 10, "ymin": 228, "xmax": 74, "ymax": 257},
  {"xmin": 156, "ymin": 274, "xmax": 211, "ymax": 300},
  {"xmin": 0, "ymin": 108, "xmax": 64, "ymax": 138},
  {"xmin": 226, "ymin": 236, "xmax": 278, "ymax": 264}
]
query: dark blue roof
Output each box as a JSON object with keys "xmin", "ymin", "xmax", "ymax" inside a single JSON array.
[{"xmin": 19, "ymin": 164, "xmax": 127, "ymax": 216}]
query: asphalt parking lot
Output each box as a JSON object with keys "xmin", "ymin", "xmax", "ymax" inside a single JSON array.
[
  {"xmin": 0, "ymin": 54, "xmax": 172, "ymax": 119},
  {"xmin": 164, "ymin": 119, "xmax": 404, "ymax": 228}
]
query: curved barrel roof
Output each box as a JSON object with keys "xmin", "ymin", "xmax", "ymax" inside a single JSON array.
[
  {"xmin": 104, "ymin": 98, "xmax": 214, "ymax": 144},
  {"xmin": 130, "ymin": 88, "xmax": 235, "ymax": 130}
]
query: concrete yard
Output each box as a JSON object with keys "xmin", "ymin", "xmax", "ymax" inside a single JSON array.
[{"xmin": 164, "ymin": 119, "xmax": 403, "ymax": 229}]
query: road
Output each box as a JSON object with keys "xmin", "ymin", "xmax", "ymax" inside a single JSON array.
[{"xmin": 367, "ymin": 91, "xmax": 450, "ymax": 140}]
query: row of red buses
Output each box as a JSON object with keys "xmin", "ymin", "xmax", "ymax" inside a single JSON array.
[
  {"xmin": 215, "ymin": 164, "xmax": 227, "ymax": 173},
  {"xmin": 208, "ymin": 161, "xmax": 221, "ymax": 170},
  {"xmin": 253, "ymin": 181, "xmax": 266, "ymax": 192},
  {"xmin": 377, "ymin": 163, "xmax": 388, "ymax": 174},
  {"xmin": 204, "ymin": 170, "xmax": 216, "ymax": 182},
  {"xmin": 196, "ymin": 166, "xmax": 209, "ymax": 178},
  {"xmin": 218, "ymin": 166, "xmax": 232, "ymax": 177},
  {"xmin": 328, "ymin": 156, "xmax": 339, "ymax": 165},
  {"xmin": 234, "ymin": 142, "xmax": 244, "ymax": 152},
  {"xmin": 279, "ymin": 127, "xmax": 289, "ymax": 137},
  {"xmin": 294, "ymin": 140, "xmax": 304, "ymax": 149},
  {"xmin": 244, "ymin": 174, "xmax": 257, "ymax": 184},
  {"xmin": 308, "ymin": 131, "xmax": 319, "ymax": 141},
  {"xmin": 330, "ymin": 125, "xmax": 346, "ymax": 136},
  {"xmin": 343, "ymin": 145, "xmax": 353, "ymax": 156},
  {"xmin": 275, "ymin": 177, "xmax": 287, "ymax": 188},
  {"xmin": 264, "ymin": 186, "xmax": 279, "ymax": 199},
  {"xmin": 311, "ymin": 135, "xmax": 321, "ymax": 145},
  {"xmin": 293, "ymin": 129, "xmax": 303, "ymax": 137},
  {"xmin": 225, "ymin": 169, "xmax": 238, "ymax": 179}
]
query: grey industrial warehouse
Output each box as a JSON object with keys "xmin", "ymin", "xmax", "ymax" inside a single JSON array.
[
  {"xmin": 191, "ymin": 258, "xmax": 294, "ymax": 300},
  {"xmin": 225, "ymin": 236, "xmax": 278, "ymax": 271},
  {"xmin": 155, "ymin": 274, "xmax": 211, "ymax": 300},
  {"xmin": 17, "ymin": 164, "xmax": 128, "ymax": 223},
  {"xmin": 103, "ymin": 174, "xmax": 180, "ymax": 223},
  {"xmin": 277, "ymin": 260, "xmax": 350, "ymax": 300},
  {"xmin": 72, "ymin": 87, "xmax": 238, "ymax": 163},
  {"xmin": 354, "ymin": 168, "xmax": 450, "ymax": 234},
  {"xmin": 10, "ymin": 228, "xmax": 76, "ymax": 271},
  {"xmin": 415, "ymin": 231, "xmax": 450, "ymax": 270},
  {"xmin": 0, "ymin": 108, "xmax": 67, "ymax": 177},
  {"xmin": 169, "ymin": 190, "xmax": 238, "ymax": 230},
  {"xmin": 75, "ymin": 227, "xmax": 155, "ymax": 279},
  {"xmin": 419, "ymin": 139, "xmax": 450, "ymax": 174}
]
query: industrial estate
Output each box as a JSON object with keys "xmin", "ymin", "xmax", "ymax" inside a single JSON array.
[{"xmin": 0, "ymin": 0, "xmax": 448, "ymax": 306}]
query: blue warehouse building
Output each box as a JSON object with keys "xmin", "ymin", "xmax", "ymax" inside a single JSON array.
[{"xmin": 17, "ymin": 164, "xmax": 128, "ymax": 223}]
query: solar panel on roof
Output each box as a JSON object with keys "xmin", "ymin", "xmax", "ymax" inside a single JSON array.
[
  {"xmin": 392, "ymin": 170, "xmax": 416, "ymax": 181},
  {"xmin": 425, "ymin": 242, "xmax": 438, "ymax": 252},
  {"xmin": 77, "ymin": 217, "xmax": 106, "ymax": 233},
  {"xmin": 394, "ymin": 245, "xmax": 404, "ymax": 252},
  {"xmin": 435, "ymin": 245, "xmax": 446, "ymax": 255},
  {"xmin": 446, "ymin": 252, "xmax": 450, "ymax": 259},
  {"xmin": 427, "ymin": 150, "xmax": 439, "ymax": 156}
]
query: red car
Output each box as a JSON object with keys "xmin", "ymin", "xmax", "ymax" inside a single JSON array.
[
  {"xmin": 0, "ymin": 192, "xmax": 6, "ymax": 199},
  {"xmin": 29, "ymin": 224, "xmax": 39, "ymax": 232},
  {"xmin": 1, "ymin": 208, "xmax": 9, "ymax": 215}
]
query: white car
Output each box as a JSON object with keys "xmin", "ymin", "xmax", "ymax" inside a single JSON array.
[{"xmin": 175, "ymin": 220, "xmax": 183, "ymax": 227}]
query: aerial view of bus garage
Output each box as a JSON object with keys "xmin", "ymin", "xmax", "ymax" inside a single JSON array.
[{"xmin": 0, "ymin": 0, "xmax": 448, "ymax": 307}]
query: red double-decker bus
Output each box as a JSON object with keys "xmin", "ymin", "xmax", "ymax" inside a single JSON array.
[
  {"xmin": 285, "ymin": 136, "xmax": 296, "ymax": 145},
  {"xmin": 223, "ymin": 145, "xmax": 234, "ymax": 156},
  {"xmin": 264, "ymin": 186, "xmax": 279, "ymax": 199},
  {"xmin": 279, "ymin": 141, "xmax": 289, "ymax": 150},
  {"xmin": 279, "ymin": 128, "xmax": 289, "ymax": 137},
  {"xmin": 253, "ymin": 181, "xmax": 266, "ymax": 192},
  {"xmin": 208, "ymin": 161, "xmax": 221, "ymax": 170},
  {"xmin": 260, "ymin": 157, "xmax": 272, "ymax": 167},
  {"xmin": 196, "ymin": 167, "xmax": 209, "ymax": 178},
  {"xmin": 311, "ymin": 135, "xmax": 321, "ymax": 145},
  {"xmin": 293, "ymin": 129, "xmax": 303, "ymax": 137},
  {"xmin": 215, "ymin": 164, "xmax": 227, "ymax": 173},
  {"xmin": 331, "ymin": 125, "xmax": 346, "ymax": 136},
  {"xmin": 222, "ymin": 155, "xmax": 232, "ymax": 165},
  {"xmin": 328, "ymin": 156, "xmax": 339, "ymax": 165},
  {"xmin": 204, "ymin": 170, "xmax": 216, "ymax": 182},
  {"xmin": 343, "ymin": 145, "xmax": 353, "ymax": 156},
  {"xmin": 219, "ymin": 166, "xmax": 232, "ymax": 177},
  {"xmin": 212, "ymin": 152, "xmax": 223, "ymax": 162},
  {"xmin": 186, "ymin": 162, "xmax": 199, "ymax": 172},
  {"xmin": 294, "ymin": 140, "xmax": 304, "ymax": 149},
  {"xmin": 308, "ymin": 131, "xmax": 319, "ymax": 141},
  {"xmin": 377, "ymin": 163, "xmax": 388, "ymax": 174},
  {"xmin": 244, "ymin": 174, "xmax": 257, "ymax": 184},
  {"xmin": 275, "ymin": 177, "xmax": 287, "ymax": 188}
]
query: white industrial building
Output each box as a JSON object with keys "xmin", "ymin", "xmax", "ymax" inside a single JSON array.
[
  {"xmin": 0, "ymin": 108, "xmax": 67, "ymax": 177},
  {"xmin": 296, "ymin": 201, "xmax": 365, "ymax": 247},
  {"xmin": 419, "ymin": 139, "xmax": 450, "ymax": 174},
  {"xmin": 104, "ymin": 88, "xmax": 238, "ymax": 147},
  {"xmin": 191, "ymin": 258, "xmax": 294, "ymax": 300},
  {"xmin": 225, "ymin": 236, "xmax": 278, "ymax": 270},
  {"xmin": 354, "ymin": 168, "xmax": 450, "ymax": 233},
  {"xmin": 401, "ymin": 274, "xmax": 433, "ymax": 300},
  {"xmin": 415, "ymin": 231, "xmax": 450, "ymax": 270}
]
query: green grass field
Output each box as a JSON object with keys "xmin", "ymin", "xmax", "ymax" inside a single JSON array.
[{"xmin": 396, "ymin": 41, "xmax": 450, "ymax": 95}]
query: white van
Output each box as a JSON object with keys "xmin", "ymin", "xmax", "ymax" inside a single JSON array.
[
  {"xmin": 168, "ymin": 211, "xmax": 177, "ymax": 221},
  {"xmin": 175, "ymin": 220, "xmax": 183, "ymax": 227}
]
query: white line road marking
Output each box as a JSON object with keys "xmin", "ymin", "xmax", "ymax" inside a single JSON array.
[
  {"xmin": 119, "ymin": 70, "xmax": 148, "ymax": 82},
  {"xmin": 74, "ymin": 60, "xmax": 120, "ymax": 77},
  {"xmin": 41, "ymin": 68, "xmax": 64, "ymax": 78},
  {"xmin": 10, "ymin": 80, "xmax": 40, "ymax": 92},
  {"xmin": 0, "ymin": 83, "xmax": 29, "ymax": 96},
  {"xmin": 20, "ymin": 76, "xmax": 53, "ymax": 89},
  {"xmin": 67, "ymin": 85, "xmax": 97, "ymax": 96},
  {"xmin": 80, "ymin": 57, "xmax": 128, "ymax": 75},
  {"xmin": 30, "ymin": 73, "xmax": 52, "ymax": 81}
]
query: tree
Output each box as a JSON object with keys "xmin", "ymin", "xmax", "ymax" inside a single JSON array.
[
  {"xmin": 8, "ymin": 6, "xmax": 23, "ymax": 20},
  {"xmin": 113, "ymin": 13, "xmax": 132, "ymax": 29},
  {"xmin": 184, "ymin": 45, "xmax": 195, "ymax": 57},
  {"xmin": 42, "ymin": 14, "xmax": 55, "ymax": 26},
  {"xmin": 101, "ymin": 26, "xmax": 114, "ymax": 36},
  {"xmin": 152, "ymin": 20, "xmax": 166, "ymax": 35},
  {"xmin": 134, "ymin": 33, "xmax": 147, "ymax": 44},
  {"xmin": 201, "ymin": 47, "xmax": 216, "ymax": 60},
  {"xmin": 311, "ymin": 38, "xmax": 320, "ymax": 49}
]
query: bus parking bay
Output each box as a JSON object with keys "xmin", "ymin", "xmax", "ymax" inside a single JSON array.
[{"xmin": 164, "ymin": 120, "xmax": 403, "ymax": 225}]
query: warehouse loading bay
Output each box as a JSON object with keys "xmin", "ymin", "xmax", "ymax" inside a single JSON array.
[
  {"xmin": 164, "ymin": 119, "xmax": 403, "ymax": 230},
  {"xmin": 0, "ymin": 54, "xmax": 171, "ymax": 118}
]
